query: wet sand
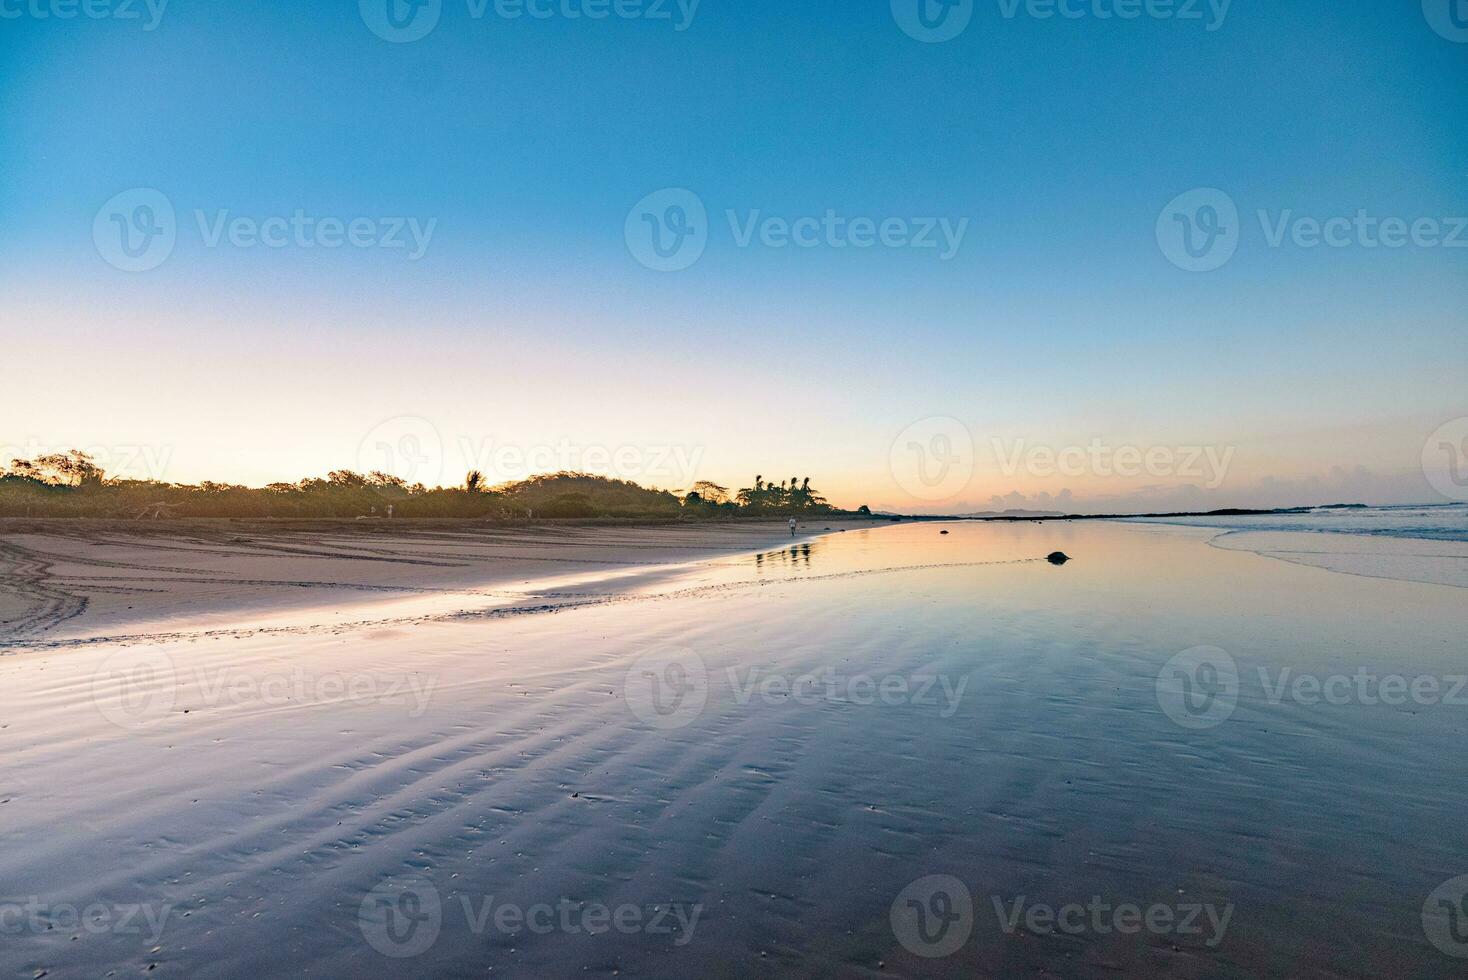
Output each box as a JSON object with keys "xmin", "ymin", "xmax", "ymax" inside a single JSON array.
[{"xmin": 2, "ymin": 520, "xmax": 1466, "ymax": 978}]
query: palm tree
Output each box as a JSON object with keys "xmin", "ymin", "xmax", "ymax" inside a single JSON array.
[{"xmin": 465, "ymin": 470, "xmax": 484, "ymax": 492}]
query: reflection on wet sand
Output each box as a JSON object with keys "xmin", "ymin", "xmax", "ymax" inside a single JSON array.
[
  {"xmin": 753, "ymin": 541, "xmax": 814, "ymax": 572},
  {"xmin": 1, "ymin": 520, "xmax": 1465, "ymax": 978}
]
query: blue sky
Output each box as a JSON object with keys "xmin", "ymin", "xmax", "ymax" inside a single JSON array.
[{"xmin": 2, "ymin": 0, "xmax": 1465, "ymax": 510}]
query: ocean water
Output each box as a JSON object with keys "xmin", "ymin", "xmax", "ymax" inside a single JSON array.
[
  {"xmin": 2, "ymin": 520, "xmax": 1467, "ymax": 979},
  {"xmin": 1128, "ymin": 502, "xmax": 1468, "ymax": 541},
  {"xmin": 1126, "ymin": 504, "xmax": 1468, "ymax": 590}
]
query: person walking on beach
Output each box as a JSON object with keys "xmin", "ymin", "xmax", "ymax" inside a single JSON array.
[{"xmin": 789, "ymin": 517, "xmax": 797, "ymax": 537}]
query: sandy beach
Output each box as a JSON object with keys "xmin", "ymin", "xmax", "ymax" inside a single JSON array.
[
  {"xmin": 3, "ymin": 517, "xmax": 1467, "ymax": 978},
  {"xmin": 0, "ymin": 518, "xmax": 880, "ymax": 645}
]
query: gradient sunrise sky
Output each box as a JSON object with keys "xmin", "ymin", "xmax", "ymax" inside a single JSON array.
[{"xmin": 3, "ymin": 0, "xmax": 1465, "ymax": 512}]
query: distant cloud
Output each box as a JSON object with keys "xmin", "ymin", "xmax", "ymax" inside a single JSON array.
[{"xmin": 889, "ymin": 465, "xmax": 1437, "ymax": 516}]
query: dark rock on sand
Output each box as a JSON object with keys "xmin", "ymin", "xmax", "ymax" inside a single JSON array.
[{"xmin": 1046, "ymin": 552, "xmax": 1070, "ymax": 564}]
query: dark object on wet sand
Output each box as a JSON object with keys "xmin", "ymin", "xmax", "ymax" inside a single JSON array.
[
  {"xmin": 1046, "ymin": 552, "xmax": 1070, "ymax": 564},
  {"xmin": 940, "ymin": 530, "xmax": 949, "ymax": 535}
]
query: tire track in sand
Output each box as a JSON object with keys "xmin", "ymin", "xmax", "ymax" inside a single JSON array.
[{"xmin": 0, "ymin": 542, "xmax": 90, "ymax": 638}]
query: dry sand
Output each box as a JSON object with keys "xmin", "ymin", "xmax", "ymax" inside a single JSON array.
[{"xmin": 0, "ymin": 518, "xmax": 882, "ymax": 644}]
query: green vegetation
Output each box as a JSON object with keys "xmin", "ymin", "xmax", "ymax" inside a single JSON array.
[{"xmin": 0, "ymin": 451, "xmax": 866, "ymax": 521}]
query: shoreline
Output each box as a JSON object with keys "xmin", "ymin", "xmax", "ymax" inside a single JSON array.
[
  {"xmin": 1199, "ymin": 526, "xmax": 1468, "ymax": 590},
  {"xmin": 0, "ymin": 517, "xmax": 886, "ymax": 646}
]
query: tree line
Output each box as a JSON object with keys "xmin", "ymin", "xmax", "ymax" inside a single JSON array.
[{"xmin": 0, "ymin": 452, "xmax": 869, "ymax": 520}]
